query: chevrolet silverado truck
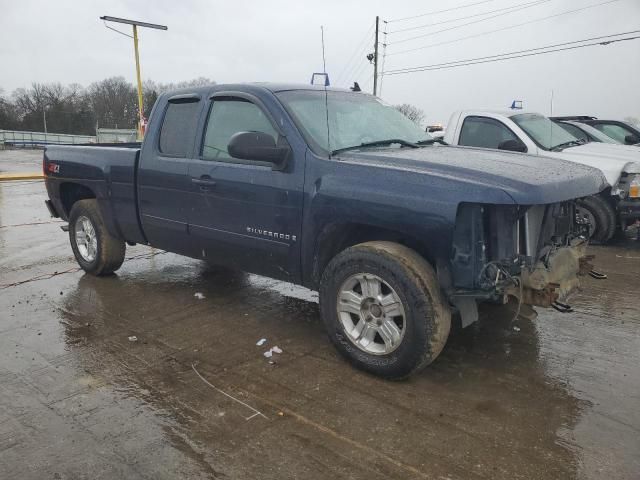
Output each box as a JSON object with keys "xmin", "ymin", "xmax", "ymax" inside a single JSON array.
[
  {"xmin": 444, "ymin": 110, "xmax": 640, "ymax": 242},
  {"xmin": 44, "ymin": 84, "xmax": 606, "ymax": 379}
]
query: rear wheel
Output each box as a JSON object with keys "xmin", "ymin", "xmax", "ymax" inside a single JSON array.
[
  {"xmin": 576, "ymin": 195, "xmax": 616, "ymax": 243},
  {"xmin": 69, "ymin": 199, "xmax": 126, "ymax": 275},
  {"xmin": 319, "ymin": 241, "xmax": 451, "ymax": 379}
]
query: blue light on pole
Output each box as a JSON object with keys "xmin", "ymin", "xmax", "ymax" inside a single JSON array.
[{"xmin": 311, "ymin": 73, "xmax": 330, "ymax": 86}]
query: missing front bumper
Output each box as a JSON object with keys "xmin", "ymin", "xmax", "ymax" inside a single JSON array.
[{"xmin": 510, "ymin": 241, "xmax": 594, "ymax": 308}]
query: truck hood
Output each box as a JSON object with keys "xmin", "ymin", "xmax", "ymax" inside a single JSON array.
[
  {"xmin": 338, "ymin": 145, "xmax": 606, "ymax": 205},
  {"xmin": 544, "ymin": 142, "xmax": 640, "ymax": 186}
]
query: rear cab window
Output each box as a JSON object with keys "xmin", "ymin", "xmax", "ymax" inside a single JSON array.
[{"xmin": 159, "ymin": 97, "xmax": 201, "ymax": 156}]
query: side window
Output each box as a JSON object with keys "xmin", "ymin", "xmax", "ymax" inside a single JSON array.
[
  {"xmin": 159, "ymin": 100, "xmax": 201, "ymax": 156},
  {"xmin": 591, "ymin": 123, "xmax": 631, "ymax": 143},
  {"xmin": 459, "ymin": 116, "xmax": 519, "ymax": 149},
  {"xmin": 557, "ymin": 123, "xmax": 588, "ymax": 142},
  {"xmin": 202, "ymin": 99, "xmax": 278, "ymax": 160}
]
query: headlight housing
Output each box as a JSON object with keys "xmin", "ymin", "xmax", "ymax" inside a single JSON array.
[
  {"xmin": 615, "ymin": 173, "xmax": 640, "ymax": 199},
  {"xmin": 629, "ymin": 175, "xmax": 640, "ymax": 199}
]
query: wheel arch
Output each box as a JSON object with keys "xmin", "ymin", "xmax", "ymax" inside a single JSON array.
[
  {"xmin": 309, "ymin": 222, "xmax": 439, "ymax": 290},
  {"xmin": 59, "ymin": 182, "xmax": 96, "ymax": 218}
]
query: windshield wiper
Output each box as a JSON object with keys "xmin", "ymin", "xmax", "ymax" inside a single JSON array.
[
  {"xmin": 416, "ymin": 138, "xmax": 448, "ymax": 146},
  {"xmin": 331, "ymin": 139, "xmax": 418, "ymax": 156},
  {"xmin": 550, "ymin": 139, "xmax": 586, "ymax": 151}
]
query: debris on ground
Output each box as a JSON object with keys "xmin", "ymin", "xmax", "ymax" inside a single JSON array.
[
  {"xmin": 256, "ymin": 338, "xmax": 267, "ymax": 346},
  {"xmin": 194, "ymin": 292, "xmax": 205, "ymax": 299},
  {"xmin": 128, "ymin": 336, "xmax": 138, "ymax": 342},
  {"xmin": 513, "ymin": 326, "xmax": 521, "ymax": 332},
  {"xmin": 263, "ymin": 346, "xmax": 283, "ymax": 358}
]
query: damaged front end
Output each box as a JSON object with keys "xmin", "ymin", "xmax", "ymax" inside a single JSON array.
[{"xmin": 450, "ymin": 202, "xmax": 597, "ymax": 326}]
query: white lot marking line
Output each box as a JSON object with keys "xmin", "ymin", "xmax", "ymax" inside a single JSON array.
[{"xmin": 191, "ymin": 363, "xmax": 268, "ymax": 421}]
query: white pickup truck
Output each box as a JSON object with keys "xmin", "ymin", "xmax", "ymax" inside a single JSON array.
[{"xmin": 444, "ymin": 111, "xmax": 640, "ymax": 242}]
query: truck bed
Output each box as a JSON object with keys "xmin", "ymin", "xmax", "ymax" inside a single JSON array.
[{"xmin": 44, "ymin": 144, "xmax": 146, "ymax": 244}]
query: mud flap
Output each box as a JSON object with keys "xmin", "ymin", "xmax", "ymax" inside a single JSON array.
[{"xmin": 452, "ymin": 297, "xmax": 479, "ymax": 328}]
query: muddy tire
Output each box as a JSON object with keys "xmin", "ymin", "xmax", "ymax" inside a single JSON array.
[
  {"xmin": 319, "ymin": 241, "xmax": 451, "ymax": 379},
  {"xmin": 576, "ymin": 195, "xmax": 616, "ymax": 243},
  {"xmin": 69, "ymin": 199, "xmax": 126, "ymax": 275}
]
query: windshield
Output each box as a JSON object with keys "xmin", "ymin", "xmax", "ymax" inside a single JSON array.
[
  {"xmin": 276, "ymin": 90, "xmax": 432, "ymax": 154},
  {"xmin": 511, "ymin": 113, "xmax": 577, "ymax": 150}
]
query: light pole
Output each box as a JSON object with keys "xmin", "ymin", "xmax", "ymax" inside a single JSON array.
[{"xmin": 100, "ymin": 16, "xmax": 167, "ymax": 139}]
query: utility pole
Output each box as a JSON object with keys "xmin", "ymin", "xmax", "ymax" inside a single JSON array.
[
  {"xmin": 132, "ymin": 25, "xmax": 144, "ymax": 139},
  {"xmin": 373, "ymin": 16, "xmax": 379, "ymax": 96},
  {"xmin": 100, "ymin": 16, "xmax": 167, "ymax": 140}
]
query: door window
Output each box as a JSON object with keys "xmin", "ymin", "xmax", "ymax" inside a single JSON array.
[
  {"xmin": 201, "ymin": 99, "xmax": 278, "ymax": 160},
  {"xmin": 159, "ymin": 100, "xmax": 201, "ymax": 156},
  {"xmin": 459, "ymin": 116, "xmax": 519, "ymax": 149},
  {"xmin": 590, "ymin": 123, "xmax": 633, "ymax": 143}
]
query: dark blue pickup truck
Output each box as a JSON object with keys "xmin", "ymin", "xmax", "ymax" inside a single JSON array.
[{"xmin": 44, "ymin": 83, "xmax": 606, "ymax": 378}]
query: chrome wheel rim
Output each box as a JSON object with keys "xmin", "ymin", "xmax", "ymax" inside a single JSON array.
[
  {"xmin": 576, "ymin": 205, "xmax": 596, "ymax": 238},
  {"xmin": 75, "ymin": 215, "xmax": 97, "ymax": 262},
  {"xmin": 337, "ymin": 273, "xmax": 406, "ymax": 355}
]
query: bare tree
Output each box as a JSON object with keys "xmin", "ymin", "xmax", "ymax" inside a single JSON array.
[
  {"xmin": 395, "ymin": 103, "xmax": 425, "ymax": 125},
  {"xmin": 87, "ymin": 77, "xmax": 138, "ymax": 130},
  {"xmin": 0, "ymin": 88, "xmax": 18, "ymax": 130},
  {"xmin": 0, "ymin": 77, "xmax": 216, "ymax": 134}
]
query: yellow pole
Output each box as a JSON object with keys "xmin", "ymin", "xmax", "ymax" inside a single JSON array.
[{"xmin": 132, "ymin": 25, "xmax": 144, "ymax": 140}]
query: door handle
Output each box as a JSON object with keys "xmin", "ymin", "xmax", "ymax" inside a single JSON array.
[{"xmin": 192, "ymin": 177, "xmax": 217, "ymax": 188}]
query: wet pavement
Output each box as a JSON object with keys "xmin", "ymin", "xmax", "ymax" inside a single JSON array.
[{"xmin": 1, "ymin": 150, "xmax": 639, "ymax": 479}]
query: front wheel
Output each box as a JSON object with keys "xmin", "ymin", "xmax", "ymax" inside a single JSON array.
[
  {"xmin": 576, "ymin": 195, "xmax": 616, "ymax": 243},
  {"xmin": 319, "ymin": 241, "xmax": 451, "ymax": 379},
  {"xmin": 69, "ymin": 199, "xmax": 126, "ymax": 275}
]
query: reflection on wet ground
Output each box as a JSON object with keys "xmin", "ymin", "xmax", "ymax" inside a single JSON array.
[{"xmin": 1, "ymin": 166, "xmax": 639, "ymax": 479}]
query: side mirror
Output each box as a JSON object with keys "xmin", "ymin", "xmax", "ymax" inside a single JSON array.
[
  {"xmin": 624, "ymin": 134, "xmax": 640, "ymax": 145},
  {"xmin": 227, "ymin": 131, "xmax": 290, "ymax": 169},
  {"xmin": 497, "ymin": 139, "xmax": 527, "ymax": 152}
]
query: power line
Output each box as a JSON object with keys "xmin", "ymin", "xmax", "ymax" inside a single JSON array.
[
  {"xmin": 378, "ymin": 22, "xmax": 389, "ymax": 96},
  {"xmin": 387, "ymin": 0, "xmax": 624, "ymax": 56},
  {"xmin": 350, "ymin": 58, "xmax": 372, "ymax": 84},
  {"xmin": 335, "ymin": 23, "xmax": 374, "ymax": 85},
  {"xmin": 387, "ymin": 0, "xmax": 553, "ymax": 35},
  {"xmin": 387, "ymin": 30, "xmax": 639, "ymax": 73},
  {"xmin": 389, "ymin": 0, "xmax": 552, "ymax": 45},
  {"xmin": 386, "ymin": 0, "xmax": 496, "ymax": 23},
  {"xmin": 383, "ymin": 32, "xmax": 640, "ymax": 75}
]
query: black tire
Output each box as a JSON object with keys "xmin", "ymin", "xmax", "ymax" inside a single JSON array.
[
  {"xmin": 68, "ymin": 199, "xmax": 126, "ymax": 275},
  {"xmin": 576, "ymin": 195, "xmax": 616, "ymax": 243},
  {"xmin": 319, "ymin": 241, "xmax": 451, "ymax": 379}
]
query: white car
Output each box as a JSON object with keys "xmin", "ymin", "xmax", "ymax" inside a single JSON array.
[{"xmin": 444, "ymin": 110, "xmax": 640, "ymax": 242}]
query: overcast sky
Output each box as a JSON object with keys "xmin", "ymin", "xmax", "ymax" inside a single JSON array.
[{"xmin": 1, "ymin": 0, "xmax": 639, "ymax": 124}]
